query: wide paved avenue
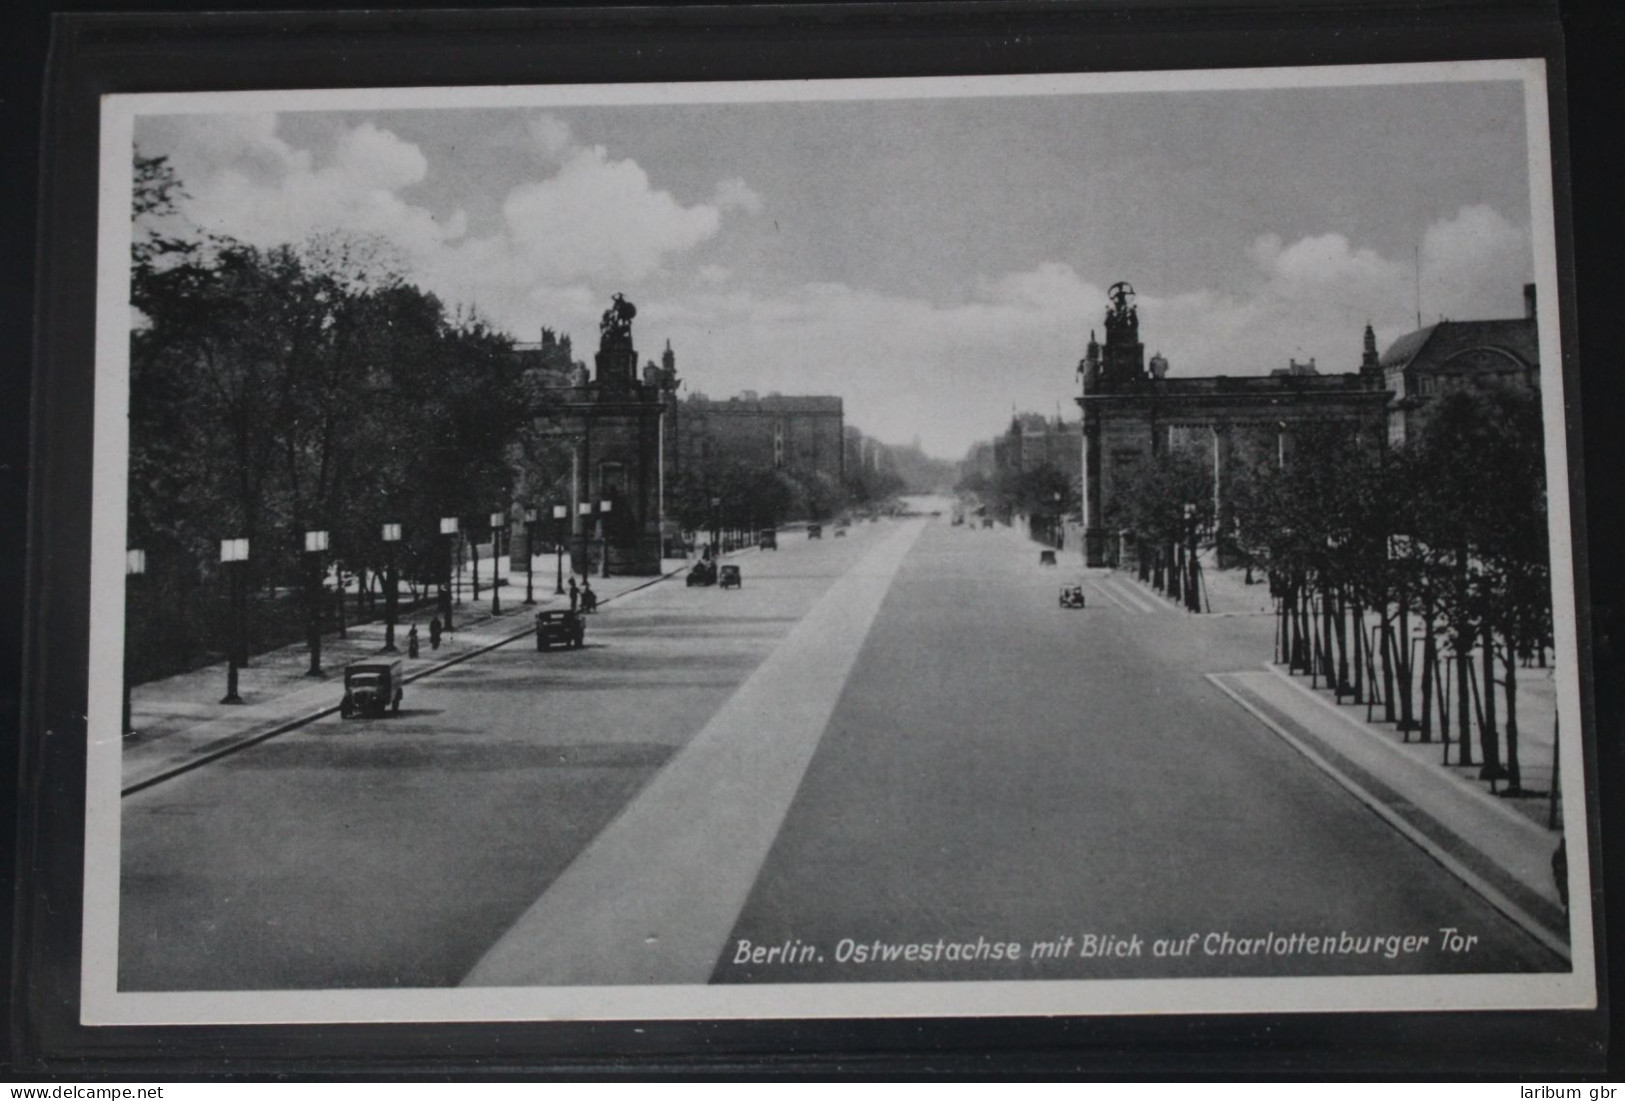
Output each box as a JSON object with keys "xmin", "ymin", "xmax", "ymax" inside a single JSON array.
[
  {"xmin": 714, "ymin": 518, "xmax": 1560, "ymax": 982},
  {"xmin": 120, "ymin": 510, "xmax": 1562, "ymax": 992}
]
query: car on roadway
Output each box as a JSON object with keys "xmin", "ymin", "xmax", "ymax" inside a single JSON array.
[
  {"xmin": 758, "ymin": 529, "xmax": 778, "ymax": 550},
  {"xmin": 719, "ymin": 564, "xmax": 743, "ymax": 589},
  {"xmin": 834, "ymin": 528, "xmax": 848, "ymax": 538},
  {"xmin": 808, "ymin": 524, "xmax": 823, "ymax": 540},
  {"xmin": 686, "ymin": 560, "xmax": 718, "ymax": 587},
  {"xmin": 1039, "ymin": 549, "xmax": 1057, "ymax": 566},
  {"xmin": 1060, "ymin": 584, "xmax": 1087, "ymax": 609},
  {"xmin": 535, "ymin": 609, "xmax": 585, "ymax": 650},
  {"xmin": 341, "ymin": 660, "xmax": 403, "ymax": 719}
]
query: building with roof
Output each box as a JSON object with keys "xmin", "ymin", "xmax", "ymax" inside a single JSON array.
[
  {"xmin": 667, "ymin": 388, "xmax": 846, "ymax": 486},
  {"xmin": 1378, "ymin": 284, "xmax": 1540, "ymax": 446}
]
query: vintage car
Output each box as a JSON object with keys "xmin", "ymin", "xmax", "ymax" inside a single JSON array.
[
  {"xmin": 535, "ymin": 609, "xmax": 585, "ymax": 650},
  {"xmin": 981, "ymin": 517, "xmax": 994, "ymax": 529},
  {"xmin": 1059, "ymin": 584, "xmax": 1087, "ymax": 609},
  {"xmin": 834, "ymin": 527, "xmax": 848, "ymax": 538},
  {"xmin": 808, "ymin": 524, "xmax": 823, "ymax": 540},
  {"xmin": 1039, "ymin": 549, "xmax": 1058, "ymax": 566},
  {"xmin": 719, "ymin": 564, "xmax": 743, "ymax": 589},
  {"xmin": 758, "ymin": 529, "xmax": 778, "ymax": 550},
  {"xmin": 686, "ymin": 559, "xmax": 718, "ymax": 587},
  {"xmin": 341, "ymin": 660, "xmax": 402, "ymax": 719}
]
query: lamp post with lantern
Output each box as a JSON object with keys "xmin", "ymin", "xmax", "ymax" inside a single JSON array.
[
  {"xmin": 490, "ymin": 510, "xmax": 506, "ymax": 615},
  {"xmin": 552, "ymin": 504, "xmax": 568, "ymax": 595},
  {"xmin": 124, "ymin": 548, "xmax": 145, "ymax": 736},
  {"xmin": 522, "ymin": 507, "xmax": 538, "ymax": 605},
  {"xmin": 439, "ymin": 516, "xmax": 459, "ymax": 630},
  {"xmin": 220, "ymin": 537, "xmax": 249, "ymax": 704},
  {"xmin": 1183, "ymin": 503, "xmax": 1202, "ymax": 613},
  {"xmin": 381, "ymin": 522, "xmax": 402, "ymax": 652},
  {"xmin": 302, "ymin": 529, "xmax": 329, "ymax": 676}
]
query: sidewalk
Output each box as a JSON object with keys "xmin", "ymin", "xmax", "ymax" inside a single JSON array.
[
  {"xmin": 1114, "ymin": 551, "xmax": 1275, "ymax": 616},
  {"xmin": 123, "ymin": 555, "xmax": 694, "ymax": 793}
]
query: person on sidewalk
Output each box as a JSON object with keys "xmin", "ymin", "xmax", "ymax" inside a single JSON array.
[
  {"xmin": 429, "ymin": 616, "xmax": 442, "ymax": 651},
  {"xmin": 568, "ymin": 576, "xmax": 579, "ymax": 613},
  {"xmin": 407, "ymin": 624, "xmax": 420, "ymax": 659},
  {"xmin": 581, "ymin": 579, "xmax": 597, "ymax": 613}
]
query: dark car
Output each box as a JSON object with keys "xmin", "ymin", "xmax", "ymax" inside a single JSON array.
[
  {"xmin": 535, "ymin": 609, "xmax": 585, "ymax": 650},
  {"xmin": 686, "ymin": 560, "xmax": 718, "ymax": 587},
  {"xmin": 1039, "ymin": 549, "xmax": 1057, "ymax": 565},
  {"xmin": 341, "ymin": 660, "xmax": 402, "ymax": 719},
  {"xmin": 719, "ymin": 564, "xmax": 743, "ymax": 589},
  {"xmin": 758, "ymin": 529, "xmax": 778, "ymax": 550},
  {"xmin": 1060, "ymin": 584, "xmax": 1087, "ymax": 609},
  {"xmin": 808, "ymin": 524, "xmax": 823, "ymax": 540}
]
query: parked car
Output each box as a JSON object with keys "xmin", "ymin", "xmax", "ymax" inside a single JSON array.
[
  {"xmin": 719, "ymin": 564, "xmax": 743, "ymax": 589},
  {"xmin": 808, "ymin": 524, "xmax": 823, "ymax": 540},
  {"xmin": 535, "ymin": 609, "xmax": 585, "ymax": 650},
  {"xmin": 758, "ymin": 529, "xmax": 778, "ymax": 550},
  {"xmin": 341, "ymin": 660, "xmax": 402, "ymax": 719},
  {"xmin": 686, "ymin": 560, "xmax": 718, "ymax": 587},
  {"xmin": 1039, "ymin": 549, "xmax": 1057, "ymax": 565}
]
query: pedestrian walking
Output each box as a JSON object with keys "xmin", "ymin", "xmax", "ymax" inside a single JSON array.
[
  {"xmin": 568, "ymin": 576, "xmax": 579, "ymax": 613},
  {"xmin": 429, "ymin": 615, "xmax": 442, "ymax": 651},
  {"xmin": 582, "ymin": 578, "xmax": 596, "ymax": 613},
  {"xmin": 407, "ymin": 624, "xmax": 420, "ymax": 659}
]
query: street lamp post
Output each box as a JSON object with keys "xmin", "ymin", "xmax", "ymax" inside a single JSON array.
[
  {"xmin": 522, "ymin": 508, "xmax": 537, "ymax": 605},
  {"xmin": 1183, "ymin": 503, "xmax": 1201, "ymax": 613},
  {"xmin": 381, "ymin": 523, "xmax": 401, "ymax": 652},
  {"xmin": 490, "ymin": 510, "xmax": 506, "ymax": 615},
  {"xmin": 599, "ymin": 499, "xmax": 613, "ymax": 579},
  {"xmin": 123, "ymin": 548, "xmax": 145, "ymax": 736},
  {"xmin": 552, "ymin": 504, "xmax": 568, "ymax": 594},
  {"xmin": 439, "ymin": 516, "xmax": 459, "ymax": 630},
  {"xmin": 710, "ymin": 496, "xmax": 722, "ymax": 557},
  {"xmin": 220, "ymin": 537, "xmax": 249, "ymax": 704},
  {"xmin": 303, "ymin": 529, "xmax": 329, "ymax": 675},
  {"xmin": 1053, "ymin": 490, "xmax": 1064, "ymax": 549}
]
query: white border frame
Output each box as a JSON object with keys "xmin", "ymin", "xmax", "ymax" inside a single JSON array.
[{"xmin": 82, "ymin": 58, "xmax": 1596, "ymax": 1026}]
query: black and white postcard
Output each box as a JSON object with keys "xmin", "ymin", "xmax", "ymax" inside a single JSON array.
[{"xmin": 82, "ymin": 60, "xmax": 1595, "ymax": 1025}]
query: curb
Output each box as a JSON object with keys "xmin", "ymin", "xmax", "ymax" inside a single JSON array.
[
  {"xmin": 1207, "ymin": 672, "xmax": 1570, "ymax": 963},
  {"xmin": 123, "ymin": 563, "xmax": 691, "ymax": 797}
]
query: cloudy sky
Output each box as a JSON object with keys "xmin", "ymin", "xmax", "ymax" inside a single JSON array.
[{"xmin": 132, "ymin": 76, "xmax": 1535, "ymax": 458}]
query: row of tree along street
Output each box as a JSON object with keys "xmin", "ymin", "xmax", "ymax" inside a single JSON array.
[
  {"xmin": 127, "ymin": 152, "xmax": 904, "ymax": 687},
  {"xmin": 1108, "ymin": 386, "xmax": 1553, "ymax": 798}
]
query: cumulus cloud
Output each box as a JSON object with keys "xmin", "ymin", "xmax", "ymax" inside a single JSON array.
[
  {"xmin": 712, "ymin": 177, "xmax": 764, "ymax": 214},
  {"xmin": 140, "ymin": 110, "xmax": 764, "ymax": 341},
  {"xmin": 500, "ymin": 146, "xmax": 723, "ymax": 283},
  {"xmin": 526, "ymin": 112, "xmax": 574, "ymax": 159},
  {"xmin": 1128, "ymin": 205, "xmax": 1532, "ymax": 381},
  {"xmin": 144, "ymin": 115, "xmax": 468, "ymax": 259}
]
